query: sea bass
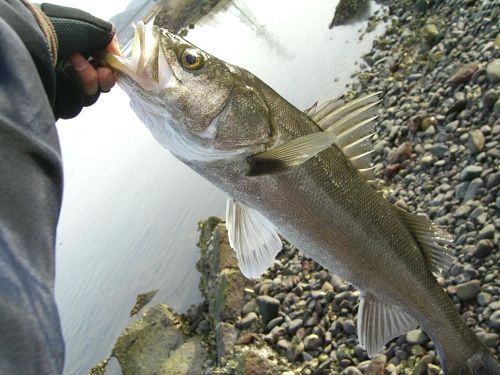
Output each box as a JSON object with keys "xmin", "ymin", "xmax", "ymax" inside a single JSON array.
[{"xmin": 102, "ymin": 23, "xmax": 499, "ymax": 374}]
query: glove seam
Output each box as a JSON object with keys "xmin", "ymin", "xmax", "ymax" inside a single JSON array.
[{"xmin": 22, "ymin": 0, "xmax": 58, "ymax": 66}]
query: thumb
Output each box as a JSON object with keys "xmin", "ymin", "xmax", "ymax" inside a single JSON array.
[{"xmin": 40, "ymin": 3, "xmax": 115, "ymax": 60}]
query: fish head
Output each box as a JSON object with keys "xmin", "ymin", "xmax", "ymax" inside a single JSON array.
[{"xmin": 101, "ymin": 23, "xmax": 271, "ymax": 161}]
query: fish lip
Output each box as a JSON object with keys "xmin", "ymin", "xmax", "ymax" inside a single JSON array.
[{"xmin": 99, "ymin": 23, "xmax": 176, "ymax": 92}]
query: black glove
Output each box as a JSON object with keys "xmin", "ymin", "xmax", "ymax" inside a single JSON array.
[{"xmin": 39, "ymin": 4, "xmax": 115, "ymax": 119}]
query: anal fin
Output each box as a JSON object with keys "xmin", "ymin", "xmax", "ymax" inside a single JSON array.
[{"xmin": 358, "ymin": 294, "xmax": 417, "ymax": 357}]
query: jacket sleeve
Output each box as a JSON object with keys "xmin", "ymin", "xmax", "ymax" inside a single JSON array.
[{"xmin": 0, "ymin": 1, "xmax": 65, "ymax": 374}]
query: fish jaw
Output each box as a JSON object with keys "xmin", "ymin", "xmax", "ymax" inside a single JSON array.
[{"xmin": 99, "ymin": 22, "xmax": 176, "ymax": 92}]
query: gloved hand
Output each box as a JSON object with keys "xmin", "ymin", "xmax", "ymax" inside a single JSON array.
[{"xmin": 37, "ymin": 3, "xmax": 120, "ymax": 119}]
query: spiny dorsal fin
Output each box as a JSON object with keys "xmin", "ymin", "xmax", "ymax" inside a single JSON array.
[
  {"xmin": 394, "ymin": 207, "xmax": 455, "ymax": 276},
  {"xmin": 358, "ymin": 294, "xmax": 417, "ymax": 357},
  {"xmin": 225, "ymin": 198, "xmax": 282, "ymax": 279},
  {"xmin": 307, "ymin": 95, "xmax": 345, "ymax": 122},
  {"xmin": 247, "ymin": 93, "xmax": 381, "ymax": 177}
]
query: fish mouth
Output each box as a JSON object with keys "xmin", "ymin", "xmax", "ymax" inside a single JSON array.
[{"xmin": 99, "ymin": 22, "xmax": 175, "ymax": 91}]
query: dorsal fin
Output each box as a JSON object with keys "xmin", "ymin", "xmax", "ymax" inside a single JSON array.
[
  {"xmin": 358, "ymin": 293, "xmax": 417, "ymax": 357},
  {"xmin": 247, "ymin": 93, "xmax": 381, "ymax": 177},
  {"xmin": 225, "ymin": 198, "xmax": 282, "ymax": 279},
  {"xmin": 394, "ymin": 207, "xmax": 455, "ymax": 276}
]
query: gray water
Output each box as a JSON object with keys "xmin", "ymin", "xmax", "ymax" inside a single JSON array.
[{"xmin": 55, "ymin": 1, "xmax": 384, "ymax": 374}]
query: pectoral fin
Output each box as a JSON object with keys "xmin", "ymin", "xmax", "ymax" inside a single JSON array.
[
  {"xmin": 246, "ymin": 132, "xmax": 337, "ymax": 176},
  {"xmin": 247, "ymin": 93, "xmax": 381, "ymax": 178},
  {"xmin": 225, "ymin": 198, "xmax": 282, "ymax": 279},
  {"xmin": 358, "ymin": 294, "xmax": 417, "ymax": 357}
]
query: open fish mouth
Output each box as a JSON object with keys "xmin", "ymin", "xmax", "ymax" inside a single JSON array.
[{"xmin": 99, "ymin": 22, "xmax": 174, "ymax": 91}]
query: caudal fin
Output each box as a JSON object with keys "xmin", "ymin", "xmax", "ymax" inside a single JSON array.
[{"xmin": 462, "ymin": 347, "xmax": 500, "ymax": 375}]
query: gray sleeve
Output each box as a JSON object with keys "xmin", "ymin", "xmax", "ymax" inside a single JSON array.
[{"xmin": 0, "ymin": 3, "xmax": 65, "ymax": 375}]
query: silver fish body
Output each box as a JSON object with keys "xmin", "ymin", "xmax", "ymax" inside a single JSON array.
[{"xmin": 102, "ymin": 24, "xmax": 500, "ymax": 374}]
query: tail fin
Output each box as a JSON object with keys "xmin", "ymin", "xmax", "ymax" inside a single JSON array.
[{"xmin": 463, "ymin": 347, "xmax": 500, "ymax": 375}]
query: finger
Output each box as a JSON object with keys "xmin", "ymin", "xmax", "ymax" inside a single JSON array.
[
  {"xmin": 70, "ymin": 53, "xmax": 98, "ymax": 95},
  {"xmin": 105, "ymin": 35, "xmax": 122, "ymax": 56},
  {"xmin": 97, "ymin": 67, "xmax": 117, "ymax": 92}
]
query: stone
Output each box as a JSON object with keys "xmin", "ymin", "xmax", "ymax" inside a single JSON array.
[
  {"xmin": 364, "ymin": 354, "xmax": 386, "ymax": 375},
  {"xmin": 256, "ymin": 295, "xmax": 280, "ymax": 324},
  {"xmin": 486, "ymin": 59, "xmax": 500, "ymax": 83},
  {"xmin": 463, "ymin": 178, "xmax": 483, "ymax": 202},
  {"xmin": 343, "ymin": 319, "xmax": 356, "ymax": 335},
  {"xmin": 477, "ymin": 292, "xmax": 492, "ymax": 306},
  {"xmin": 477, "ymin": 224, "xmax": 495, "ymax": 240},
  {"xmin": 288, "ymin": 318, "xmax": 304, "ymax": 335},
  {"xmin": 237, "ymin": 349, "xmax": 278, "ymax": 375},
  {"xmin": 483, "ymin": 90, "xmax": 498, "ymax": 110},
  {"xmin": 468, "ymin": 130, "xmax": 485, "ymax": 154},
  {"xmin": 160, "ymin": 337, "xmax": 207, "ymax": 375},
  {"xmin": 472, "ymin": 239, "xmax": 494, "ymax": 258},
  {"xmin": 304, "ymin": 333, "xmax": 323, "ymax": 351},
  {"xmin": 265, "ymin": 316, "xmax": 284, "ymax": 331},
  {"xmin": 389, "ymin": 142, "xmax": 413, "ymax": 164},
  {"xmin": 341, "ymin": 366, "xmax": 363, "ymax": 375},
  {"xmin": 456, "ymin": 280, "xmax": 481, "ymax": 300},
  {"xmin": 489, "ymin": 310, "xmax": 500, "ymax": 329},
  {"xmin": 421, "ymin": 23, "xmax": 439, "ymax": 46},
  {"xmin": 477, "ymin": 331, "xmax": 499, "ymax": 348},
  {"xmin": 239, "ymin": 312, "xmax": 258, "ymax": 329},
  {"xmin": 129, "ymin": 290, "xmax": 159, "ymax": 317},
  {"xmin": 447, "ymin": 63, "xmax": 478, "ymax": 86},
  {"xmin": 406, "ymin": 329, "xmax": 429, "ymax": 345},
  {"xmin": 485, "ymin": 172, "xmax": 500, "ymax": 189},
  {"xmin": 241, "ymin": 300, "xmax": 258, "ymax": 315},
  {"xmin": 459, "ymin": 166, "xmax": 483, "ymax": 181}
]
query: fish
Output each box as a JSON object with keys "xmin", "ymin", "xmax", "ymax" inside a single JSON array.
[{"xmin": 101, "ymin": 22, "xmax": 500, "ymax": 374}]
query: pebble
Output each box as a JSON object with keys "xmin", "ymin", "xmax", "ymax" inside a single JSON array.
[
  {"xmin": 472, "ymin": 239, "xmax": 494, "ymax": 258},
  {"xmin": 489, "ymin": 310, "xmax": 500, "ymax": 329},
  {"xmin": 477, "ymin": 224, "xmax": 495, "ymax": 240},
  {"xmin": 468, "ymin": 130, "xmax": 485, "ymax": 154},
  {"xmin": 256, "ymin": 296, "xmax": 280, "ymax": 324},
  {"xmin": 239, "ymin": 312, "xmax": 258, "ymax": 329},
  {"xmin": 341, "ymin": 366, "xmax": 363, "ymax": 375},
  {"xmin": 463, "ymin": 178, "xmax": 483, "ymax": 202},
  {"xmin": 477, "ymin": 292, "xmax": 492, "ymax": 306},
  {"xmin": 405, "ymin": 329, "xmax": 429, "ymax": 345},
  {"xmin": 304, "ymin": 333, "xmax": 323, "ymax": 351},
  {"xmin": 459, "ymin": 165, "xmax": 483, "ymax": 181},
  {"xmin": 486, "ymin": 59, "xmax": 500, "ymax": 83},
  {"xmin": 456, "ymin": 280, "xmax": 481, "ymax": 300}
]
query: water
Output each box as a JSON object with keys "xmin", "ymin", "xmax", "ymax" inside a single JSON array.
[{"xmin": 55, "ymin": 1, "xmax": 384, "ymax": 374}]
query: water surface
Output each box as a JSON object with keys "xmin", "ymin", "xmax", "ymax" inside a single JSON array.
[{"xmin": 55, "ymin": 1, "xmax": 384, "ymax": 373}]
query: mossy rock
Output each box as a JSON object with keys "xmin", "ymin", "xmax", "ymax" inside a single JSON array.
[{"xmin": 329, "ymin": 0, "xmax": 370, "ymax": 27}]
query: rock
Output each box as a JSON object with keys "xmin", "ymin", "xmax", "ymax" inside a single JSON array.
[
  {"xmin": 304, "ymin": 333, "xmax": 323, "ymax": 351},
  {"xmin": 241, "ymin": 300, "xmax": 258, "ymax": 315},
  {"xmin": 468, "ymin": 130, "xmax": 485, "ymax": 154},
  {"xmin": 477, "ymin": 224, "xmax": 495, "ymax": 240},
  {"xmin": 490, "ymin": 301, "xmax": 500, "ymax": 310},
  {"xmin": 463, "ymin": 178, "xmax": 483, "ymax": 202},
  {"xmin": 237, "ymin": 349, "xmax": 278, "ymax": 375},
  {"xmin": 288, "ymin": 318, "xmax": 304, "ymax": 335},
  {"xmin": 456, "ymin": 280, "xmax": 481, "ymax": 300},
  {"xmin": 421, "ymin": 116, "xmax": 437, "ymax": 130},
  {"xmin": 112, "ymin": 305, "xmax": 204, "ymax": 375},
  {"xmin": 459, "ymin": 165, "xmax": 483, "ymax": 181},
  {"xmin": 266, "ymin": 316, "xmax": 284, "ymax": 331},
  {"xmin": 215, "ymin": 322, "xmax": 238, "ymax": 361},
  {"xmin": 238, "ymin": 312, "xmax": 258, "ymax": 329},
  {"xmin": 160, "ymin": 337, "xmax": 208, "ymax": 375},
  {"xmin": 421, "ymin": 23, "xmax": 439, "ymax": 46},
  {"xmin": 489, "ymin": 310, "xmax": 500, "ymax": 330},
  {"xmin": 129, "ymin": 290, "xmax": 159, "ymax": 317},
  {"xmin": 486, "ymin": 59, "xmax": 500, "ymax": 83},
  {"xmin": 343, "ymin": 319, "xmax": 356, "ymax": 335},
  {"xmin": 364, "ymin": 354, "xmax": 386, "ymax": 375},
  {"xmin": 447, "ymin": 63, "xmax": 478, "ymax": 86},
  {"xmin": 477, "ymin": 331, "xmax": 499, "ymax": 348},
  {"xmin": 482, "ymin": 90, "xmax": 498, "ymax": 110},
  {"xmin": 477, "ymin": 292, "xmax": 492, "ymax": 306},
  {"xmin": 472, "ymin": 239, "xmax": 494, "ymax": 258},
  {"xmin": 329, "ymin": 0, "xmax": 370, "ymax": 27},
  {"xmin": 389, "ymin": 142, "xmax": 413, "ymax": 164},
  {"xmin": 341, "ymin": 366, "xmax": 363, "ymax": 375},
  {"xmin": 495, "ymin": 99, "xmax": 500, "ymax": 116},
  {"xmin": 256, "ymin": 295, "xmax": 280, "ymax": 324},
  {"xmin": 412, "ymin": 354, "xmax": 433, "ymax": 375},
  {"xmin": 406, "ymin": 329, "xmax": 429, "ymax": 345},
  {"xmin": 485, "ymin": 172, "xmax": 500, "ymax": 189}
]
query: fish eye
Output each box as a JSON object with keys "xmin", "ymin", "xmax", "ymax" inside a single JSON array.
[{"xmin": 181, "ymin": 48, "xmax": 204, "ymax": 70}]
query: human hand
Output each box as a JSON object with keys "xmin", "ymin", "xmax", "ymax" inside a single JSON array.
[{"xmin": 36, "ymin": 3, "xmax": 122, "ymax": 119}]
